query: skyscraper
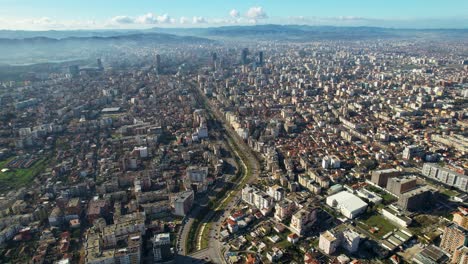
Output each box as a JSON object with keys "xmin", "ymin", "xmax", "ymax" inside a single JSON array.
[
  {"xmin": 155, "ymin": 54, "xmax": 161, "ymax": 74},
  {"xmin": 97, "ymin": 58, "xmax": 103, "ymax": 70},
  {"xmin": 258, "ymin": 51, "xmax": 264, "ymax": 66},
  {"xmin": 241, "ymin": 48, "xmax": 249, "ymax": 65},
  {"xmin": 211, "ymin": 52, "xmax": 217, "ymax": 70},
  {"xmin": 153, "ymin": 233, "xmax": 172, "ymax": 262}
]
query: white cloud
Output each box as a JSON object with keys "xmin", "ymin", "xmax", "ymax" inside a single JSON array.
[
  {"xmin": 156, "ymin": 14, "xmax": 172, "ymax": 23},
  {"xmin": 192, "ymin": 16, "xmax": 206, "ymax": 24},
  {"xmin": 135, "ymin": 13, "xmax": 155, "ymax": 24},
  {"xmin": 246, "ymin": 6, "xmax": 268, "ymax": 20},
  {"xmin": 33, "ymin": 17, "xmax": 53, "ymax": 25},
  {"xmin": 179, "ymin": 16, "xmax": 190, "ymax": 24},
  {"xmin": 135, "ymin": 13, "xmax": 173, "ymax": 24},
  {"xmin": 230, "ymin": 9, "xmax": 240, "ymax": 18},
  {"xmin": 337, "ymin": 16, "xmax": 368, "ymax": 21}
]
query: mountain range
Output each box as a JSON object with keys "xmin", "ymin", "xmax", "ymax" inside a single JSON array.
[
  {"xmin": 0, "ymin": 25, "xmax": 467, "ymax": 66},
  {"xmin": 1, "ymin": 24, "xmax": 467, "ymax": 40}
]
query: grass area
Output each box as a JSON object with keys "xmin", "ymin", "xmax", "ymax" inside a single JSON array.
[
  {"xmin": 440, "ymin": 188, "xmax": 459, "ymax": 197},
  {"xmin": 200, "ymin": 222, "xmax": 212, "ymax": 249},
  {"xmin": 322, "ymin": 205, "xmax": 340, "ymax": 218},
  {"xmin": 196, "ymin": 136, "xmax": 252, "ymax": 251},
  {"xmin": 366, "ymin": 185, "xmax": 398, "ymax": 205},
  {"xmin": 423, "ymin": 177, "xmax": 460, "ymax": 197},
  {"xmin": 358, "ymin": 213, "xmax": 397, "ymax": 239},
  {"xmin": 188, "ymin": 84, "xmax": 259, "ymax": 253},
  {"xmin": 110, "ymin": 133, "xmax": 122, "ymax": 140},
  {"xmin": 186, "ymin": 217, "xmax": 202, "ymax": 253},
  {"xmin": 0, "ymin": 157, "xmax": 15, "ymax": 169},
  {"xmin": 409, "ymin": 214, "xmax": 442, "ymax": 237},
  {"xmin": 0, "ymin": 158, "xmax": 48, "ymax": 191},
  {"xmin": 275, "ymin": 239, "xmax": 292, "ymax": 249}
]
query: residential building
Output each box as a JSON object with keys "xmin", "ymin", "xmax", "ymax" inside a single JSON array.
[
  {"xmin": 173, "ymin": 190, "xmax": 194, "ymax": 216},
  {"xmin": 319, "ymin": 231, "xmax": 339, "ymax": 255},
  {"xmin": 153, "ymin": 233, "xmax": 172, "ymax": 262},
  {"xmin": 371, "ymin": 169, "xmax": 401, "ymax": 187},
  {"xmin": 290, "ymin": 207, "xmax": 317, "ymax": 235},
  {"xmin": 440, "ymin": 223, "xmax": 468, "ymax": 255},
  {"xmin": 386, "ymin": 176, "xmax": 417, "ymax": 196},
  {"xmin": 397, "ymin": 186, "xmax": 431, "ymax": 211}
]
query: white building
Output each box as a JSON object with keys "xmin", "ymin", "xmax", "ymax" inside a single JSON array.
[
  {"xmin": 326, "ymin": 191, "xmax": 368, "ymax": 219},
  {"xmin": 173, "ymin": 191, "xmax": 194, "ymax": 217},
  {"xmin": 134, "ymin": 146, "xmax": 148, "ymax": 158},
  {"xmin": 242, "ymin": 185, "xmax": 274, "ymax": 214},
  {"xmin": 186, "ymin": 166, "xmax": 208, "ymax": 182},
  {"xmin": 382, "ymin": 205, "xmax": 412, "ymax": 227},
  {"xmin": 290, "ymin": 208, "xmax": 317, "ymax": 235},
  {"xmin": 319, "ymin": 231, "xmax": 339, "ymax": 255},
  {"xmin": 267, "ymin": 185, "xmax": 284, "ymax": 201},
  {"xmin": 197, "ymin": 124, "xmax": 208, "ymax": 139},
  {"xmin": 341, "ymin": 229, "xmax": 360, "ymax": 253},
  {"xmin": 153, "ymin": 233, "xmax": 171, "ymax": 262}
]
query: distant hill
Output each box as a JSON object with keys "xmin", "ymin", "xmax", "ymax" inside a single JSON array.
[
  {"xmin": 0, "ymin": 25, "xmax": 466, "ymax": 65},
  {"xmin": 0, "ymin": 32, "xmax": 213, "ymax": 45},
  {"xmin": 1, "ymin": 25, "xmax": 467, "ymax": 41},
  {"xmin": 0, "ymin": 33, "xmax": 214, "ymax": 65},
  {"xmin": 0, "ymin": 29, "xmax": 135, "ymax": 39},
  {"xmin": 146, "ymin": 25, "xmax": 468, "ymax": 41}
]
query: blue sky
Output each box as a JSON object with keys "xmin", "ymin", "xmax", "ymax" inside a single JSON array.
[{"xmin": 0, "ymin": 0, "xmax": 467, "ymax": 30}]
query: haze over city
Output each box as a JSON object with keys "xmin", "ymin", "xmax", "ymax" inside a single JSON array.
[{"xmin": 0, "ymin": 1, "xmax": 467, "ymax": 264}]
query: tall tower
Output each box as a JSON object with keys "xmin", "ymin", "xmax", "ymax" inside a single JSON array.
[
  {"xmin": 155, "ymin": 54, "xmax": 161, "ymax": 74},
  {"xmin": 241, "ymin": 48, "xmax": 249, "ymax": 65},
  {"xmin": 258, "ymin": 51, "xmax": 264, "ymax": 66},
  {"xmin": 97, "ymin": 59, "xmax": 103, "ymax": 70},
  {"xmin": 211, "ymin": 52, "xmax": 217, "ymax": 70}
]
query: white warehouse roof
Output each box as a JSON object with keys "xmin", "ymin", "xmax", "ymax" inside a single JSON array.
[{"xmin": 326, "ymin": 191, "xmax": 368, "ymax": 218}]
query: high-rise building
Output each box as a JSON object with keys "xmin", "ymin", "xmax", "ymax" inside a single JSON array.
[
  {"xmin": 453, "ymin": 246, "xmax": 468, "ymax": 264},
  {"xmin": 114, "ymin": 234, "xmax": 142, "ymax": 264},
  {"xmin": 241, "ymin": 48, "xmax": 249, "ymax": 65},
  {"xmin": 386, "ymin": 176, "xmax": 417, "ymax": 196},
  {"xmin": 319, "ymin": 231, "xmax": 339, "ymax": 255},
  {"xmin": 211, "ymin": 52, "xmax": 217, "ymax": 70},
  {"xmin": 155, "ymin": 54, "xmax": 161, "ymax": 74},
  {"xmin": 241, "ymin": 184, "xmax": 275, "ymax": 215},
  {"xmin": 371, "ymin": 168, "xmax": 401, "ymax": 187},
  {"xmin": 274, "ymin": 200, "xmax": 296, "ymax": 222},
  {"xmin": 340, "ymin": 229, "xmax": 360, "ymax": 253},
  {"xmin": 290, "ymin": 207, "xmax": 317, "ymax": 235},
  {"xmin": 402, "ymin": 145, "xmax": 424, "ymax": 160},
  {"xmin": 397, "ymin": 186, "xmax": 431, "ymax": 211},
  {"xmin": 440, "ymin": 223, "xmax": 468, "ymax": 254},
  {"xmin": 97, "ymin": 58, "xmax": 103, "ymax": 70},
  {"xmin": 422, "ymin": 163, "xmax": 468, "ymax": 192},
  {"xmin": 453, "ymin": 208, "xmax": 468, "ymax": 230},
  {"xmin": 153, "ymin": 233, "xmax": 172, "ymax": 262},
  {"xmin": 258, "ymin": 51, "xmax": 264, "ymax": 66},
  {"xmin": 173, "ymin": 190, "xmax": 194, "ymax": 216}
]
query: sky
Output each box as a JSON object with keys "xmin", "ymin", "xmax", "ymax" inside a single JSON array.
[{"xmin": 0, "ymin": 0, "xmax": 467, "ymax": 30}]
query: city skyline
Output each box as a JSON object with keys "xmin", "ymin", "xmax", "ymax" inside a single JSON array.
[{"xmin": 0, "ymin": 0, "xmax": 467, "ymax": 30}]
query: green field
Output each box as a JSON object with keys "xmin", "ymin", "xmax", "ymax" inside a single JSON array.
[
  {"xmin": 366, "ymin": 186, "xmax": 398, "ymax": 204},
  {"xmin": 0, "ymin": 158, "xmax": 48, "ymax": 191},
  {"xmin": 358, "ymin": 214, "xmax": 397, "ymax": 239}
]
